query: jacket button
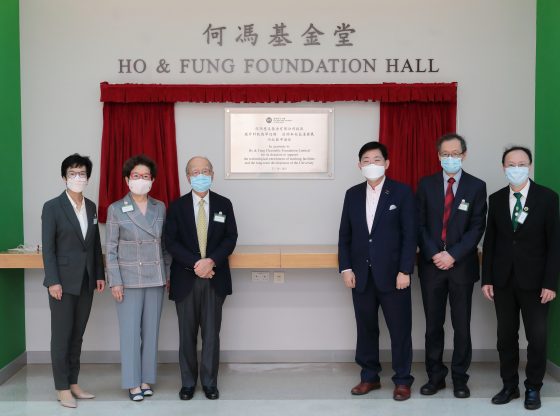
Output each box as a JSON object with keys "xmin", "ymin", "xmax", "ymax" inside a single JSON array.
[
  {"xmin": 138, "ymin": 241, "xmax": 142, "ymax": 245},
  {"xmin": 513, "ymin": 240, "xmax": 516, "ymax": 245},
  {"xmin": 366, "ymin": 259, "xmax": 369, "ymax": 263},
  {"xmin": 369, "ymin": 239, "xmax": 372, "ymax": 243},
  {"xmin": 139, "ymin": 262, "xmax": 142, "ymax": 266}
]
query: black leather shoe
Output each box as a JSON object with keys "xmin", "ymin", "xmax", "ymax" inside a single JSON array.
[
  {"xmin": 453, "ymin": 382, "xmax": 470, "ymax": 398},
  {"xmin": 491, "ymin": 386, "xmax": 520, "ymax": 404},
  {"xmin": 420, "ymin": 380, "xmax": 446, "ymax": 395},
  {"xmin": 524, "ymin": 388, "xmax": 541, "ymax": 410},
  {"xmin": 179, "ymin": 386, "xmax": 195, "ymax": 400},
  {"xmin": 203, "ymin": 386, "xmax": 219, "ymax": 400}
]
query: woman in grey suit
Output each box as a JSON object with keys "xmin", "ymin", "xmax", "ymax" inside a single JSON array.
[
  {"xmin": 41, "ymin": 154, "xmax": 106, "ymax": 408},
  {"xmin": 105, "ymin": 155, "xmax": 169, "ymax": 401}
]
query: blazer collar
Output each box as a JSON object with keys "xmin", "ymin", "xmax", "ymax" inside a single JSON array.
[
  {"xmin": 58, "ymin": 191, "xmax": 87, "ymax": 247},
  {"xmin": 123, "ymin": 193, "xmax": 158, "ymax": 237}
]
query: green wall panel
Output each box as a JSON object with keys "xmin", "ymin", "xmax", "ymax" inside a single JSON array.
[
  {"xmin": 0, "ymin": 0, "xmax": 26, "ymax": 369},
  {"xmin": 536, "ymin": 0, "xmax": 560, "ymax": 365}
]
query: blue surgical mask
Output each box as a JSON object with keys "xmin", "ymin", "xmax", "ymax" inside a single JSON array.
[
  {"xmin": 440, "ymin": 157, "xmax": 462, "ymax": 174},
  {"xmin": 505, "ymin": 166, "xmax": 529, "ymax": 186},
  {"xmin": 190, "ymin": 174, "xmax": 212, "ymax": 193}
]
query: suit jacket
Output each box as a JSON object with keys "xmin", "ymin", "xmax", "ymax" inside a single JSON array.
[
  {"xmin": 105, "ymin": 193, "xmax": 169, "ymax": 288},
  {"xmin": 482, "ymin": 180, "xmax": 560, "ymax": 291},
  {"xmin": 42, "ymin": 191, "xmax": 104, "ymax": 295},
  {"xmin": 164, "ymin": 190, "xmax": 238, "ymax": 301},
  {"xmin": 416, "ymin": 170, "xmax": 487, "ymax": 283},
  {"xmin": 338, "ymin": 178, "xmax": 417, "ymax": 293}
]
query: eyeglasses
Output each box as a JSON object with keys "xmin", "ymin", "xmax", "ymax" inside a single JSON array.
[
  {"xmin": 130, "ymin": 173, "xmax": 152, "ymax": 180},
  {"xmin": 505, "ymin": 163, "xmax": 530, "ymax": 168},
  {"xmin": 190, "ymin": 169, "xmax": 212, "ymax": 176},
  {"xmin": 67, "ymin": 171, "xmax": 87, "ymax": 179},
  {"xmin": 439, "ymin": 152, "xmax": 463, "ymax": 158}
]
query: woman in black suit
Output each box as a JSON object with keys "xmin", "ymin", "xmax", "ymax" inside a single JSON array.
[{"xmin": 41, "ymin": 154, "xmax": 106, "ymax": 408}]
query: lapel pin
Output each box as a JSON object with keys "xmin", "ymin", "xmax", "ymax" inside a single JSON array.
[
  {"xmin": 523, "ymin": 207, "xmax": 529, "ymax": 212},
  {"xmin": 384, "ymin": 189, "xmax": 390, "ymax": 195}
]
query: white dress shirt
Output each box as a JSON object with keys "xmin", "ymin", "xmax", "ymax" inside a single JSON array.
[
  {"xmin": 366, "ymin": 176, "xmax": 386, "ymax": 233},
  {"xmin": 509, "ymin": 180, "xmax": 530, "ymax": 216},
  {"xmin": 66, "ymin": 191, "xmax": 88, "ymax": 239}
]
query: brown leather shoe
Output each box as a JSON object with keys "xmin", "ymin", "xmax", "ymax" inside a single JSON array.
[
  {"xmin": 351, "ymin": 381, "xmax": 381, "ymax": 395},
  {"xmin": 393, "ymin": 384, "xmax": 411, "ymax": 401}
]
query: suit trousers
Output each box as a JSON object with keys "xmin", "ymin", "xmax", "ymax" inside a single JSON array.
[
  {"xmin": 494, "ymin": 282, "xmax": 549, "ymax": 390},
  {"xmin": 175, "ymin": 278, "xmax": 225, "ymax": 388},
  {"xmin": 115, "ymin": 286, "xmax": 164, "ymax": 389},
  {"xmin": 49, "ymin": 274, "xmax": 93, "ymax": 390},
  {"xmin": 352, "ymin": 270, "xmax": 414, "ymax": 386},
  {"xmin": 420, "ymin": 268, "xmax": 474, "ymax": 384}
]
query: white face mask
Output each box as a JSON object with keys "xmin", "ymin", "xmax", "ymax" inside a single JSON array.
[
  {"xmin": 361, "ymin": 163, "xmax": 385, "ymax": 181},
  {"xmin": 128, "ymin": 178, "xmax": 152, "ymax": 195},
  {"xmin": 66, "ymin": 177, "xmax": 88, "ymax": 193}
]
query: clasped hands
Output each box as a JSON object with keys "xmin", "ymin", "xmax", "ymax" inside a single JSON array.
[
  {"xmin": 432, "ymin": 251, "xmax": 455, "ymax": 270},
  {"xmin": 194, "ymin": 258, "xmax": 215, "ymax": 279}
]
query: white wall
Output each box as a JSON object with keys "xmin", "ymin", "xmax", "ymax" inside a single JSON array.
[{"xmin": 20, "ymin": 0, "xmax": 535, "ymax": 358}]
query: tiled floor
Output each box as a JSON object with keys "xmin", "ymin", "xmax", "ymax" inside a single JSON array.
[{"xmin": 0, "ymin": 362, "xmax": 559, "ymax": 415}]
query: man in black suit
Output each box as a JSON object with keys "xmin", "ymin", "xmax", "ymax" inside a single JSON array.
[
  {"xmin": 482, "ymin": 146, "xmax": 560, "ymax": 410},
  {"xmin": 338, "ymin": 142, "xmax": 417, "ymax": 401},
  {"xmin": 164, "ymin": 156, "xmax": 237, "ymax": 401},
  {"xmin": 416, "ymin": 134, "xmax": 487, "ymax": 398}
]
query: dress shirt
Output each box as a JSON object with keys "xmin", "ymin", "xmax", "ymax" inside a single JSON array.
[
  {"xmin": 366, "ymin": 176, "xmax": 386, "ymax": 232},
  {"xmin": 66, "ymin": 191, "xmax": 87, "ymax": 239}
]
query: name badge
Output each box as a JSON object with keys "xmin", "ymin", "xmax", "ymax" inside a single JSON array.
[
  {"xmin": 214, "ymin": 212, "xmax": 226, "ymax": 223},
  {"xmin": 458, "ymin": 200, "xmax": 469, "ymax": 211},
  {"xmin": 517, "ymin": 211, "xmax": 528, "ymax": 224},
  {"xmin": 122, "ymin": 205, "xmax": 134, "ymax": 213}
]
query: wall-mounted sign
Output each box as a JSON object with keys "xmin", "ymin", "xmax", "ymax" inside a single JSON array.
[{"xmin": 225, "ymin": 108, "xmax": 334, "ymax": 179}]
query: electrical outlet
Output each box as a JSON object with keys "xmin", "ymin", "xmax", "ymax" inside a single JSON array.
[
  {"xmin": 252, "ymin": 271, "xmax": 270, "ymax": 282},
  {"xmin": 273, "ymin": 271, "xmax": 285, "ymax": 283}
]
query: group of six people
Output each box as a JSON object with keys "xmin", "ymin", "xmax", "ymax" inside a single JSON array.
[{"xmin": 41, "ymin": 133, "xmax": 559, "ymax": 410}]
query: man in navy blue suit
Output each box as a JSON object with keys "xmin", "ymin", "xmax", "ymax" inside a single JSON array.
[
  {"xmin": 416, "ymin": 134, "xmax": 487, "ymax": 398},
  {"xmin": 338, "ymin": 141, "xmax": 417, "ymax": 401}
]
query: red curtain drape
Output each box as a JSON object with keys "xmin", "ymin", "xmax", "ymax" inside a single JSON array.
[
  {"xmin": 379, "ymin": 101, "xmax": 457, "ymax": 191},
  {"xmin": 100, "ymin": 82, "xmax": 457, "ymax": 104},
  {"xmin": 98, "ymin": 102, "xmax": 180, "ymax": 222}
]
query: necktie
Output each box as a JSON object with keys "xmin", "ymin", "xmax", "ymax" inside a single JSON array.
[
  {"xmin": 441, "ymin": 177, "xmax": 456, "ymax": 243},
  {"xmin": 512, "ymin": 192, "xmax": 523, "ymax": 231},
  {"xmin": 197, "ymin": 199, "xmax": 207, "ymax": 258}
]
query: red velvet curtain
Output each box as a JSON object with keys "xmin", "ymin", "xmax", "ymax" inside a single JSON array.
[
  {"xmin": 379, "ymin": 101, "xmax": 457, "ymax": 191},
  {"xmin": 100, "ymin": 82, "xmax": 457, "ymax": 104},
  {"xmin": 98, "ymin": 102, "xmax": 180, "ymax": 222}
]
